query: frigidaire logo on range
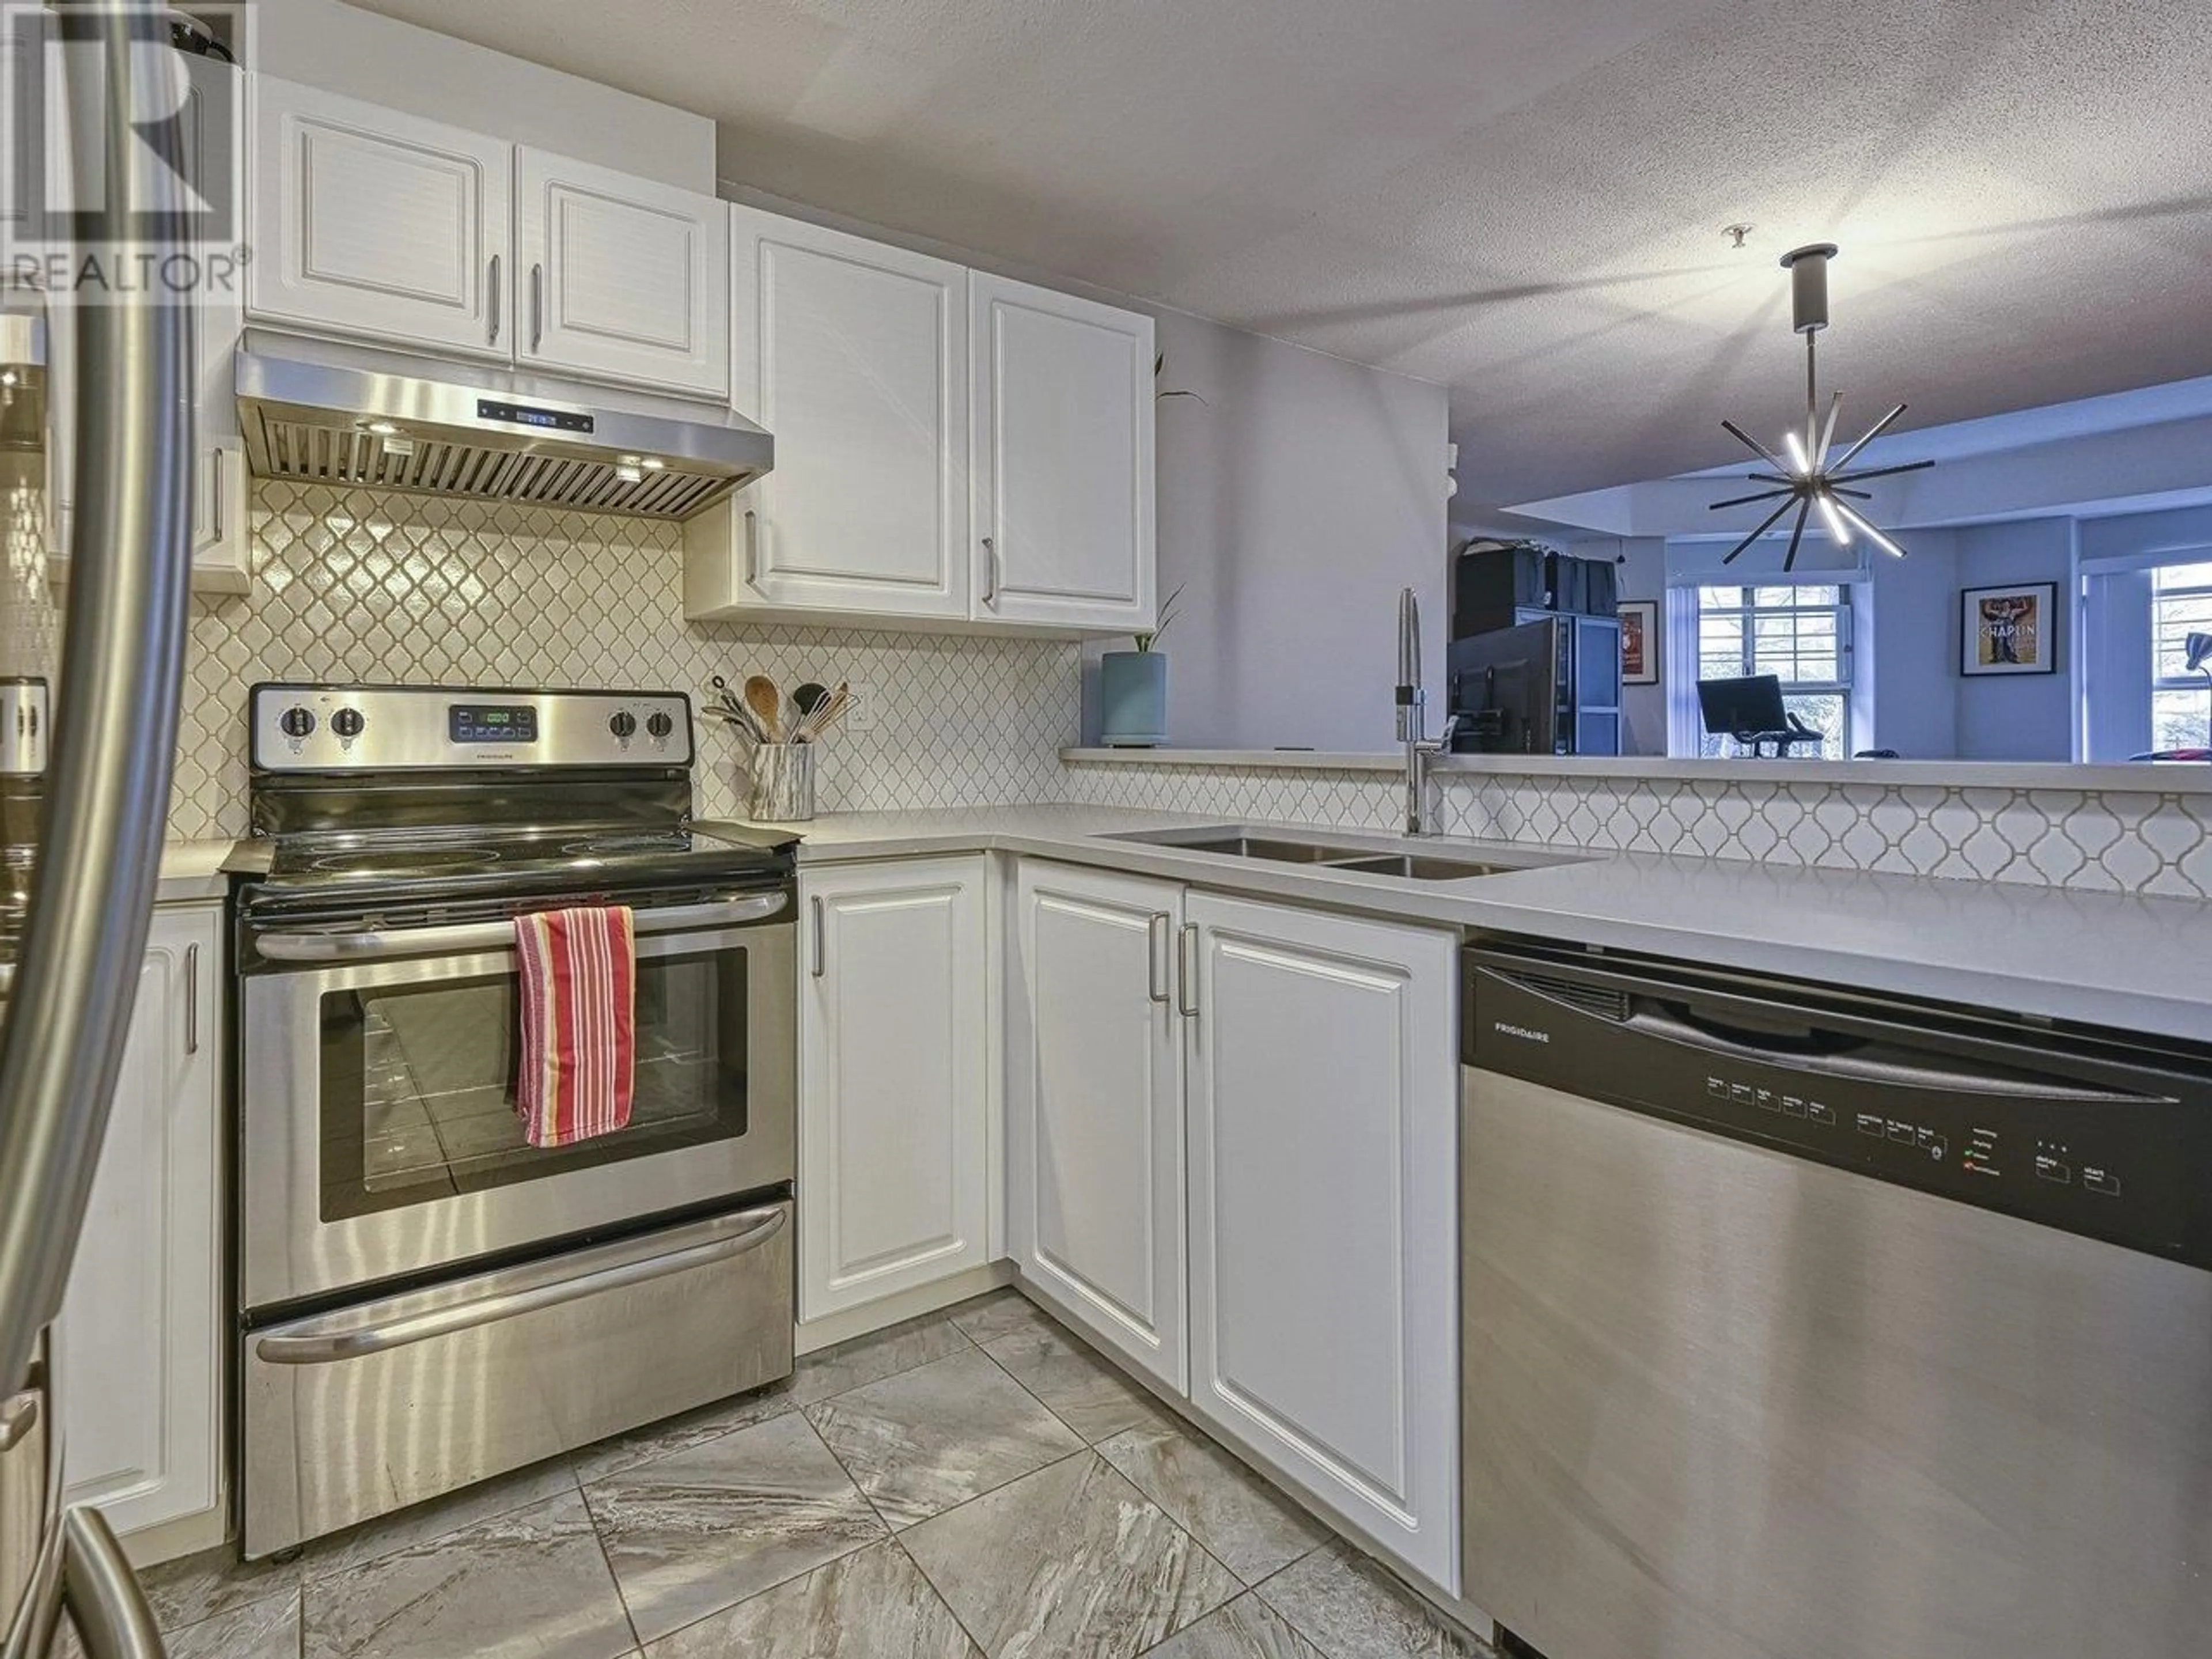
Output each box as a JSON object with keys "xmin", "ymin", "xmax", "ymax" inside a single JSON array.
[{"xmin": 1493, "ymin": 1021, "xmax": 1552, "ymax": 1044}]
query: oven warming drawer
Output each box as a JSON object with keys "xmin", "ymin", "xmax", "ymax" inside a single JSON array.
[{"xmin": 241, "ymin": 1201, "xmax": 793, "ymax": 1556}]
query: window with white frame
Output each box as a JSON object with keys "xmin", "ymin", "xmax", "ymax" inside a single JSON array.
[
  {"xmin": 1689, "ymin": 584, "xmax": 1854, "ymax": 757},
  {"xmin": 2150, "ymin": 560, "xmax": 2212, "ymax": 752}
]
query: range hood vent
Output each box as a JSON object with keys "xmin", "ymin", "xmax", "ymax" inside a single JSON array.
[{"xmin": 236, "ymin": 332, "xmax": 771, "ymax": 521}]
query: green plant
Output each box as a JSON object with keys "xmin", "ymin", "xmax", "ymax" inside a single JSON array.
[{"xmin": 1133, "ymin": 583, "xmax": 1184, "ymax": 654}]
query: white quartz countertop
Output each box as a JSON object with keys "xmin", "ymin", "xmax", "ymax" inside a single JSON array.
[
  {"xmin": 704, "ymin": 805, "xmax": 2212, "ymax": 1041},
  {"xmin": 158, "ymin": 839, "xmax": 237, "ymax": 904}
]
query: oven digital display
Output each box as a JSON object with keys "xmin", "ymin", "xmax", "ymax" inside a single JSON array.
[{"xmin": 448, "ymin": 704, "xmax": 539, "ymax": 744}]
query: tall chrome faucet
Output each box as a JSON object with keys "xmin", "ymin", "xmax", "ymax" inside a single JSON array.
[{"xmin": 1397, "ymin": 588, "xmax": 1456, "ymax": 836}]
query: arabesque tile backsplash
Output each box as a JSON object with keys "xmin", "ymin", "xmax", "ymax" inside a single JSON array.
[
  {"xmin": 1062, "ymin": 759, "xmax": 2212, "ymax": 899},
  {"xmin": 169, "ymin": 484, "xmax": 1080, "ymax": 840},
  {"xmin": 160, "ymin": 482, "xmax": 2212, "ymax": 900}
]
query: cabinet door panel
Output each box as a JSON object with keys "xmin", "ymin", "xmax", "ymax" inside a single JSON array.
[
  {"xmin": 1010, "ymin": 862, "xmax": 1185, "ymax": 1389},
  {"xmin": 800, "ymin": 859, "xmax": 989, "ymax": 1319},
  {"xmin": 249, "ymin": 78, "xmax": 509, "ymax": 357},
  {"xmin": 517, "ymin": 150, "xmax": 727, "ymax": 396},
  {"xmin": 45, "ymin": 51, "xmax": 246, "ymax": 593},
  {"xmin": 1184, "ymin": 893, "xmax": 1458, "ymax": 1594},
  {"xmin": 971, "ymin": 273, "xmax": 1153, "ymax": 632},
  {"xmin": 710, "ymin": 207, "xmax": 968, "ymax": 619},
  {"xmin": 58, "ymin": 908, "xmax": 222, "ymax": 1539}
]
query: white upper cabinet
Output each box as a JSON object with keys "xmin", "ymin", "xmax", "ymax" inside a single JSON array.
[
  {"xmin": 47, "ymin": 51, "xmax": 246, "ymax": 593},
  {"xmin": 688, "ymin": 209, "xmax": 969, "ymax": 621},
  {"xmin": 970, "ymin": 272, "xmax": 1156, "ymax": 635},
  {"xmin": 1182, "ymin": 893, "xmax": 1460, "ymax": 1595},
  {"xmin": 58, "ymin": 906, "xmax": 224, "ymax": 1545},
  {"xmin": 687, "ymin": 210, "xmax": 1155, "ymax": 637},
  {"xmin": 186, "ymin": 51, "xmax": 249, "ymax": 592},
  {"xmin": 798, "ymin": 858, "xmax": 991, "ymax": 1321},
  {"xmin": 248, "ymin": 79, "xmax": 728, "ymax": 398},
  {"xmin": 1009, "ymin": 862, "xmax": 1187, "ymax": 1391},
  {"xmin": 249, "ymin": 77, "xmax": 512, "ymax": 358},
  {"xmin": 516, "ymin": 149, "xmax": 728, "ymax": 397}
]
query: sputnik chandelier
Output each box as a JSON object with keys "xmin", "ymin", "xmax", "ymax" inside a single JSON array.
[{"xmin": 1711, "ymin": 243, "xmax": 1931, "ymax": 569}]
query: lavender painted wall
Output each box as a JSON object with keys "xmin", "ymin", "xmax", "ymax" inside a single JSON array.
[
  {"xmin": 1080, "ymin": 312, "xmax": 1450, "ymax": 751},
  {"xmin": 1953, "ymin": 518, "xmax": 2077, "ymax": 762}
]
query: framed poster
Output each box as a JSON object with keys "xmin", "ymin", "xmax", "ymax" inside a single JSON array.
[
  {"xmin": 1960, "ymin": 582, "xmax": 2058, "ymax": 676},
  {"xmin": 1618, "ymin": 600, "xmax": 1660, "ymax": 685}
]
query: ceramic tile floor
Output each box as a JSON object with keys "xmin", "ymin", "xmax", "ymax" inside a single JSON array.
[{"xmin": 118, "ymin": 1290, "xmax": 1491, "ymax": 1659}]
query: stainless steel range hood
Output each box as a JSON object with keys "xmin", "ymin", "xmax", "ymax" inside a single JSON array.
[{"xmin": 235, "ymin": 332, "xmax": 772, "ymax": 521}]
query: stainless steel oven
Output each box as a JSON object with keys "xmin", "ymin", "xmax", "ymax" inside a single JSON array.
[
  {"xmin": 239, "ymin": 893, "xmax": 795, "ymax": 1310},
  {"xmin": 234, "ymin": 683, "xmax": 804, "ymax": 1555}
]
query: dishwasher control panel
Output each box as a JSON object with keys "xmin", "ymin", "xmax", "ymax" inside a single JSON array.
[{"xmin": 1468, "ymin": 952, "xmax": 2212, "ymax": 1270}]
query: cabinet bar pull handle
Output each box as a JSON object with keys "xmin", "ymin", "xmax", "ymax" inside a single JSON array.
[
  {"xmin": 980, "ymin": 536, "xmax": 997, "ymax": 607},
  {"xmin": 531, "ymin": 263, "xmax": 544, "ymax": 352},
  {"xmin": 744, "ymin": 509, "xmax": 760, "ymax": 586},
  {"xmin": 206, "ymin": 448, "xmax": 222, "ymax": 544},
  {"xmin": 1176, "ymin": 923, "xmax": 1199, "ymax": 1019},
  {"xmin": 1146, "ymin": 912, "xmax": 1171, "ymax": 1005},
  {"xmin": 487, "ymin": 254, "xmax": 502, "ymax": 344},
  {"xmin": 184, "ymin": 943, "xmax": 199, "ymax": 1055},
  {"xmin": 810, "ymin": 896, "xmax": 825, "ymax": 978}
]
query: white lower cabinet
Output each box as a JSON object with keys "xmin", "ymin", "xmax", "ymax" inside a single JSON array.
[
  {"xmin": 1009, "ymin": 862, "xmax": 1187, "ymax": 1391},
  {"xmin": 56, "ymin": 904, "xmax": 224, "ymax": 1546},
  {"xmin": 799, "ymin": 858, "xmax": 991, "ymax": 1320},
  {"xmin": 1182, "ymin": 892, "xmax": 1460, "ymax": 1593},
  {"xmin": 1003, "ymin": 860, "xmax": 1461, "ymax": 1594}
]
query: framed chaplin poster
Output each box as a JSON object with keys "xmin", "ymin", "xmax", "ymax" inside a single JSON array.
[{"xmin": 1961, "ymin": 582, "xmax": 2058, "ymax": 676}]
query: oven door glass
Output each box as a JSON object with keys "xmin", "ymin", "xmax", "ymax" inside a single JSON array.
[{"xmin": 321, "ymin": 941, "xmax": 753, "ymax": 1220}]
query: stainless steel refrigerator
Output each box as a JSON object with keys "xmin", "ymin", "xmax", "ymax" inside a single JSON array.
[{"xmin": 1, "ymin": 3, "xmax": 195, "ymax": 1653}]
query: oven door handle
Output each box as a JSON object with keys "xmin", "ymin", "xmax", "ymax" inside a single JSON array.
[
  {"xmin": 252, "ymin": 1205, "xmax": 789, "ymax": 1365},
  {"xmin": 252, "ymin": 891, "xmax": 790, "ymax": 963}
]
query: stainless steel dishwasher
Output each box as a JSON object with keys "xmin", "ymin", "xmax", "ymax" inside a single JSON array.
[{"xmin": 1460, "ymin": 941, "xmax": 2212, "ymax": 1659}]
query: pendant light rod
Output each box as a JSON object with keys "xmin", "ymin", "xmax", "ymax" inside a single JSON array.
[
  {"xmin": 1721, "ymin": 419, "xmax": 1791, "ymax": 474},
  {"xmin": 1782, "ymin": 495, "xmax": 1813, "ymax": 572},
  {"xmin": 1830, "ymin": 458, "xmax": 1938, "ymax": 487},
  {"xmin": 1830, "ymin": 402, "xmax": 1909, "ymax": 474},
  {"xmin": 1721, "ymin": 494, "xmax": 1804, "ymax": 565},
  {"xmin": 1817, "ymin": 390, "xmax": 1844, "ymax": 468},
  {"xmin": 1711, "ymin": 484, "xmax": 1797, "ymax": 512}
]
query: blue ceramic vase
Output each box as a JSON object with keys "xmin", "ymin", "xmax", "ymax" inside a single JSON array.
[{"xmin": 1099, "ymin": 650, "xmax": 1168, "ymax": 747}]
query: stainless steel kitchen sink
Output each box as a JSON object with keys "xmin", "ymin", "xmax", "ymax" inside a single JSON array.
[
  {"xmin": 1324, "ymin": 853, "xmax": 1520, "ymax": 880},
  {"xmin": 1105, "ymin": 828, "xmax": 1574, "ymax": 881},
  {"xmin": 1168, "ymin": 836, "xmax": 1354, "ymax": 863}
]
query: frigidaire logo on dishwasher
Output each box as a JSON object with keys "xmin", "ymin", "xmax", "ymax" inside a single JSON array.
[{"xmin": 1494, "ymin": 1021, "xmax": 1552, "ymax": 1044}]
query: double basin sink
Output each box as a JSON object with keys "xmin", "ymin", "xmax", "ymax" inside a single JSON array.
[{"xmin": 1108, "ymin": 830, "xmax": 1575, "ymax": 882}]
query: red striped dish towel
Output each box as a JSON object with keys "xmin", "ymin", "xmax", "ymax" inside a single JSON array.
[{"xmin": 513, "ymin": 906, "xmax": 637, "ymax": 1147}]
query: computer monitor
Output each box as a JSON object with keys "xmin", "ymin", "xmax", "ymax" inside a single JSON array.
[
  {"xmin": 1698, "ymin": 674, "xmax": 1786, "ymax": 737},
  {"xmin": 1698, "ymin": 673, "xmax": 1822, "ymax": 756}
]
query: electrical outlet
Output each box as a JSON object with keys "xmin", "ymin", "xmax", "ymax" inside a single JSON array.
[{"xmin": 844, "ymin": 680, "xmax": 877, "ymax": 732}]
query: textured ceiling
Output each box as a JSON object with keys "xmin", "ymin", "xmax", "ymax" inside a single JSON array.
[{"xmin": 346, "ymin": 0, "xmax": 2212, "ymax": 517}]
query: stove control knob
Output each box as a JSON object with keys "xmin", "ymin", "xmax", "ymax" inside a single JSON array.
[
  {"xmin": 646, "ymin": 711, "xmax": 674, "ymax": 740},
  {"xmin": 331, "ymin": 708, "xmax": 365, "ymax": 739},
  {"xmin": 608, "ymin": 711, "xmax": 638, "ymax": 740},
  {"xmin": 278, "ymin": 706, "xmax": 316, "ymax": 739}
]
